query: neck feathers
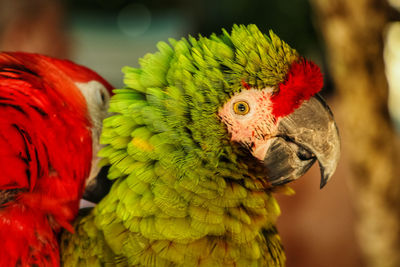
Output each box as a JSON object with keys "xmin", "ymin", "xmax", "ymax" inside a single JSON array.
[{"xmin": 95, "ymin": 160, "xmax": 283, "ymax": 265}]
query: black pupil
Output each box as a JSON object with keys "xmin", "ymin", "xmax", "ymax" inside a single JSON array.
[{"xmin": 238, "ymin": 103, "xmax": 246, "ymax": 112}]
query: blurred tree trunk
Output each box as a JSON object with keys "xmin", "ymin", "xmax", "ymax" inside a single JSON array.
[{"xmin": 309, "ymin": 0, "xmax": 400, "ymax": 266}]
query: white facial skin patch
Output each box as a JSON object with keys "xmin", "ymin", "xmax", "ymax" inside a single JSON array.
[
  {"xmin": 218, "ymin": 87, "xmax": 280, "ymax": 161},
  {"xmin": 75, "ymin": 80, "xmax": 111, "ymax": 185}
]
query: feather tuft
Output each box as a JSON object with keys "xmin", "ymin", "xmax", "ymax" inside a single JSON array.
[{"xmin": 271, "ymin": 59, "xmax": 323, "ymax": 118}]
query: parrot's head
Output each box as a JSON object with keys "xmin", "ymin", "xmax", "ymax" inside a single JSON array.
[
  {"xmin": 212, "ymin": 26, "xmax": 340, "ymax": 188},
  {"xmin": 0, "ymin": 52, "xmax": 115, "ymax": 266},
  {"xmin": 45, "ymin": 54, "xmax": 115, "ymax": 187},
  {"xmin": 211, "ymin": 27, "xmax": 340, "ymax": 188},
  {"xmin": 217, "ymin": 58, "xmax": 339, "ymax": 188},
  {"xmin": 0, "ymin": 52, "xmax": 114, "ymax": 199}
]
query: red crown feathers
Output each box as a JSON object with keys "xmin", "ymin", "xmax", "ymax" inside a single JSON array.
[{"xmin": 271, "ymin": 59, "xmax": 323, "ymax": 118}]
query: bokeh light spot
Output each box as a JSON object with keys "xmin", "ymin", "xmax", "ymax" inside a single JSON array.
[{"xmin": 117, "ymin": 4, "xmax": 151, "ymax": 37}]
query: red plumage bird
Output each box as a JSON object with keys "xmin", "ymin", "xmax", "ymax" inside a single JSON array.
[{"xmin": 0, "ymin": 52, "xmax": 113, "ymax": 266}]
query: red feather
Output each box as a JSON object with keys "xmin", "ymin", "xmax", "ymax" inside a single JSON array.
[
  {"xmin": 0, "ymin": 52, "xmax": 112, "ymax": 266},
  {"xmin": 241, "ymin": 80, "xmax": 251, "ymax": 90},
  {"xmin": 271, "ymin": 59, "xmax": 323, "ymax": 118}
]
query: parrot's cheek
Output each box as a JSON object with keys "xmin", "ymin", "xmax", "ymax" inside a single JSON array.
[{"xmin": 252, "ymin": 139, "xmax": 273, "ymax": 161}]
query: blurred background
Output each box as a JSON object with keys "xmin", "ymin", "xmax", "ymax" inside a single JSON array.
[{"xmin": 1, "ymin": 0, "xmax": 400, "ymax": 266}]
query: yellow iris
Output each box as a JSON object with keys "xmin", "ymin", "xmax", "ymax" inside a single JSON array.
[{"xmin": 233, "ymin": 101, "xmax": 250, "ymax": 115}]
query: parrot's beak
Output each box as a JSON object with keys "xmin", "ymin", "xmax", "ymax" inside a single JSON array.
[
  {"xmin": 263, "ymin": 94, "xmax": 340, "ymax": 188},
  {"xmin": 83, "ymin": 166, "xmax": 113, "ymax": 203}
]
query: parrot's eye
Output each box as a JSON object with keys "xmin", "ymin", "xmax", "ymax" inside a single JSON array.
[
  {"xmin": 233, "ymin": 101, "xmax": 250, "ymax": 115},
  {"xmin": 96, "ymin": 86, "xmax": 110, "ymax": 108}
]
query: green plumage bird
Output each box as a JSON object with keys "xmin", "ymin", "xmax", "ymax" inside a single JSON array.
[{"xmin": 61, "ymin": 24, "xmax": 340, "ymax": 267}]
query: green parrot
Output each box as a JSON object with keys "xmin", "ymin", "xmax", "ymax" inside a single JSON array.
[{"xmin": 61, "ymin": 24, "xmax": 340, "ymax": 267}]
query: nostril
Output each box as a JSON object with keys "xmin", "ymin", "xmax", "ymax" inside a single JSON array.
[{"xmin": 297, "ymin": 146, "xmax": 314, "ymax": 161}]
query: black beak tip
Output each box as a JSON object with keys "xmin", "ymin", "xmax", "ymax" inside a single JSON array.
[
  {"xmin": 320, "ymin": 177, "xmax": 328, "ymax": 189},
  {"xmin": 83, "ymin": 166, "xmax": 113, "ymax": 203},
  {"xmin": 319, "ymin": 167, "xmax": 331, "ymax": 189}
]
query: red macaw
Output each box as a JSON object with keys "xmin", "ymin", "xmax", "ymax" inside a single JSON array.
[{"xmin": 0, "ymin": 52, "xmax": 113, "ymax": 267}]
